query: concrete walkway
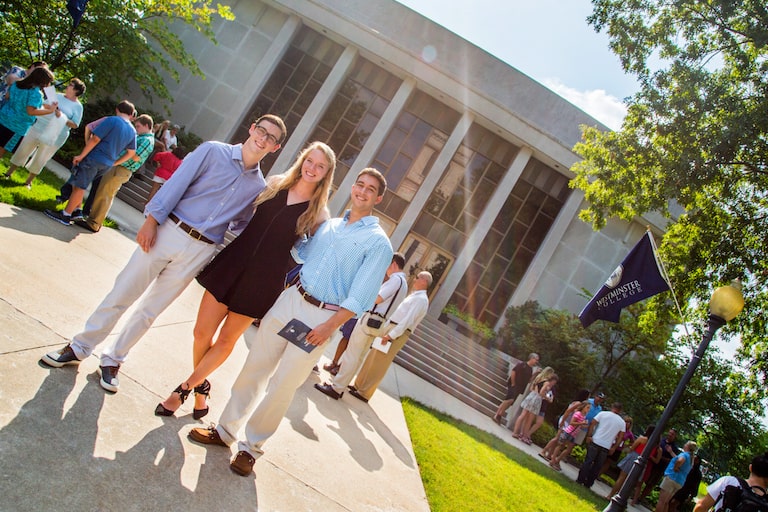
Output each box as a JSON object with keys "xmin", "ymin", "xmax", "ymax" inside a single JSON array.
[{"xmin": 0, "ymin": 178, "xmax": 647, "ymax": 511}]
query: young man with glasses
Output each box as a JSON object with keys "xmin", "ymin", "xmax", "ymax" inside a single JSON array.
[{"xmin": 41, "ymin": 115, "xmax": 286, "ymax": 394}]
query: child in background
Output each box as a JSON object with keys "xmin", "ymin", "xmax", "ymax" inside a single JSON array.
[
  {"xmin": 147, "ymin": 146, "xmax": 187, "ymax": 203},
  {"xmin": 549, "ymin": 401, "xmax": 591, "ymax": 471}
]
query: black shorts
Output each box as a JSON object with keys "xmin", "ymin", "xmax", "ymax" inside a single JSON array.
[{"xmin": 0, "ymin": 123, "xmax": 22, "ymax": 152}]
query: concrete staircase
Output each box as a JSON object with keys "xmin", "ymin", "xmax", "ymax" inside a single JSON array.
[
  {"xmin": 394, "ymin": 316, "xmax": 514, "ymax": 418},
  {"xmin": 115, "ymin": 167, "xmax": 153, "ymax": 211}
]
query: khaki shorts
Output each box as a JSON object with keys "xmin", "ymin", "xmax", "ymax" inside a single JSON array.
[{"xmin": 660, "ymin": 476, "xmax": 683, "ymax": 493}]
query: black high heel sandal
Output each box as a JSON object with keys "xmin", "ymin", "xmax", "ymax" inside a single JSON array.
[
  {"xmin": 193, "ymin": 379, "xmax": 211, "ymax": 420},
  {"xmin": 154, "ymin": 383, "xmax": 191, "ymax": 417}
]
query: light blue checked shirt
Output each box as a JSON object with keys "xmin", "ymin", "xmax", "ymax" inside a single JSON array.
[
  {"xmin": 145, "ymin": 141, "xmax": 266, "ymax": 244},
  {"xmin": 297, "ymin": 211, "xmax": 393, "ymax": 316}
]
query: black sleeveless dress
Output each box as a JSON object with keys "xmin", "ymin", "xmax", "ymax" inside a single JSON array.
[{"xmin": 196, "ymin": 189, "xmax": 308, "ymax": 318}]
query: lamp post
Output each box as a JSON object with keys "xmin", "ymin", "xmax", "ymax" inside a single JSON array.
[{"xmin": 604, "ymin": 281, "xmax": 744, "ymax": 512}]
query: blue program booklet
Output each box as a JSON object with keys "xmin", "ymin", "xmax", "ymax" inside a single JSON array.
[{"xmin": 277, "ymin": 318, "xmax": 315, "ymax": 353}]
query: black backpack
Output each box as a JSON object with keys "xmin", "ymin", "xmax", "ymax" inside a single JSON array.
[{"xmin": 719, "ymin": 477, "xmax": 768, "ymax": 512}]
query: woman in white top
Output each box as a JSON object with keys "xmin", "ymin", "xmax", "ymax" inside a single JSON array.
[{"xmin": 4, "ymin": 78, "xmax": 85, "ymax": 188}]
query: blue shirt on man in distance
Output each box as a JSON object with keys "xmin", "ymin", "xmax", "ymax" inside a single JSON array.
[
  {"xmin": 145, "ymin": 141, "xmax": 266, "ymax": 245},
  {"xmin": 88, "ymin": 116, "xmax": 136, "ymax": 166},
  {"xmin": 586, "ymin": 398, "xmax": 603, "ymax": 423},
  {"xmin": 664, "ymin": 451, "xmax": 692, "ymax": 485}
]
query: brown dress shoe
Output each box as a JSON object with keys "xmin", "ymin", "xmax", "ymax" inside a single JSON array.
[
  {"xmin": 314, "ymin": 382, "xmax": 342, "ymax": 400},
  {"xmin": 188, "ymin": 425, "xmax": 227, "ymax": 446},
  {"xmin": 348, "ymin": 388, "xmax": 369, "ymax": 403},
  {"xmin": 230, "ymin": 450, "xmax": 256, "ymax": 476}
]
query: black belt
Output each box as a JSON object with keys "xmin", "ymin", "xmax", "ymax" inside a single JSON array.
[
  {"xmin": 296, "ymin": 284, "xmax": 340, "ymax": 311},
  {"xmin": 168, "ymin": 213, "xmax": 214, "ymax": 244}
]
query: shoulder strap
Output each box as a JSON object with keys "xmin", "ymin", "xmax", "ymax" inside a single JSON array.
[{"xmin": 380, "ymin": 274, "xmax": 405, "ymax": 318}]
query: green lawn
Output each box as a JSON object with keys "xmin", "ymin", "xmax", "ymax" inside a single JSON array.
[
  {"xmin": 0, "ymin": 159, "xmax": 117, "ymax": 228},
  {"xmin": 402, "ymin": 398, "xmax": 605, "ymax": 511}
]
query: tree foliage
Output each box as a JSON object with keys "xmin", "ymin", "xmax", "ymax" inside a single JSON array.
[
  {"xmin": 497, "ymin": 301, "xmax": 670, "ymax": 424},
  {"xmin": 498, "ymin": 300, "xmax": 764, "ymax": 476},
  {"xmin": 572, "ymin": 0, "xmax": 768, "ymax": 394},
  {"xmin": 0, "ymin": 0, "xmax": 234, "ymax": 103}
]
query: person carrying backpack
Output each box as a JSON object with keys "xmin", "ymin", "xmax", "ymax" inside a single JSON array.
[{"xmin": 694, "ymin": 451, "xmax": 768, "ymax": 512}]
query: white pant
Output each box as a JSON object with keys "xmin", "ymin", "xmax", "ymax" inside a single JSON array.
[
  {"xmin": 70, "ymin": 221, "xmax": 217, "ymax": 367},
  {"xmin": 331, "ymin": 311, "xmax": 390, "ymax": 392},
  {"xmin": 216, "ymin": 286, "xmax": 332, "ymax": 459},
  {"xmin": 10, "ymin": 135, "xmax": 62, "ymax": 175}
]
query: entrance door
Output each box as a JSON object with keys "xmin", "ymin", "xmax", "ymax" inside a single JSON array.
[{"xmin": 399, "ymin": 234, "xmax": 453, "ymax": 298}]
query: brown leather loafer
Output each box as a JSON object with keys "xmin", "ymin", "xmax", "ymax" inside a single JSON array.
[
  {"xmin": 230, "ymin": 450, "xmax": 256, "ymax": 476},
  {"xmin": 188, "ymin": 425, "xmax": 227, "ymax": 447},
  {"xmin": 314, "ymin": 382, "xmax": 342, "ymax": 400},
  {"xmin": 348, "ymin": 388, "xmax": 369, "ymax": 403}
]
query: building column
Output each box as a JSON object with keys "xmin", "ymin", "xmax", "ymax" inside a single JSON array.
[
  {"xmin": 501, "ymin": 188, "xmax": 586, "ymax": 327},
  {"xmin": 270, "ymin": 45, "xmax": 358, "ymax": 175},
  {"xmin": 428, "ymin": 146, "xmax": 533, "ymax": 317},
  {"xmin": 388, "ymin": 111, "xmax": 474, "ymax": 249},
  {"xmin": 328, "ymin": 78, "xmax": 416, "ymax": 214},
  {"xmin": 215, "ymin": 14, "xmax": 302, "ymax": 142}
]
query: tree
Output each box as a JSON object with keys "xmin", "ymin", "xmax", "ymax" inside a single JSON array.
[
  {"xmin": 571, "ymin": 1, "xmax": 768, "ymax": 395},
  {"xmin": 499, "ymin": 301, "xmax": 764, "ymax": 476},
  {"xmin": 497, "ymin": 301, "xmax": 670, "ymax": 421},
  {"xmin": 0, "ymin": 0, "xmax": 234, "ymax": 103}
]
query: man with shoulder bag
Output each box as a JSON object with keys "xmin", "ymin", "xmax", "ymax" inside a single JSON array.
[{"xmin": 315, "ymin": 252, "xmax": 408, "ymax": 400}]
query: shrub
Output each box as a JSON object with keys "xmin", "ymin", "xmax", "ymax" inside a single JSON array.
[
  {"xmin": 531, "ymin": 421, "xmax": 556, "ymax": 447},
  {"xmin": 442, "ymin": 303, "xmax": 496, "ymax": 342},
  {"xmin": 569, "ymin": 443, "xmax": 586, "ymax": 465}
]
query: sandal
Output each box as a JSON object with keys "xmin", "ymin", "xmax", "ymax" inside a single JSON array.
[
  {"xmin": 538, "ymin": 453, "xmax": 551, "ymax": 461},
  {"xmin": 193, "ymin": 379, "xmax": 211, "ymax": 420},
  {"xmin": 155, "ymin": 383, "xmax": 192, "ymax": 416},
  {"xmin": 549, "ymin": 462, "xmax": 562, "ymax": 471}
]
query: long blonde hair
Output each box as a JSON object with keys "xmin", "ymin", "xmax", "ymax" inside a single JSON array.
[
  {"xmin": 531, "ymin": 366, "xmax": 556, "ymax": 387},
  {"xmin": 254, "ymin": 141, "xmax": 336, "ymax": 235}
]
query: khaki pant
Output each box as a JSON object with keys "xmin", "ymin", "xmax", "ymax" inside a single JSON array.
[
  {"xmin": 331, "ymin": 311, "xmax": 391, "ymax": 393},
  {"xmin": 352, "ymin": 330, "xmax": 411, "ymax": 400},
  {"xmin": 85, "ymin": 166, "xmax": 132, "ymax": 230},
  {"xmin": 217, "ymin": 286, "xmax": 333, "ymax": 459}
]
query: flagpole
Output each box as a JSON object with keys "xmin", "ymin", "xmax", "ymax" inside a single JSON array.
[{"xmin": 646, "ymin": 229, "xmax": 691, "ymax": 337}]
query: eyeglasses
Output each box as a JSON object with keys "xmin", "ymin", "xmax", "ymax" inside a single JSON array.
[{"xmin": 254, "ymin": 125, "xmax": 280, "ymax": 146}]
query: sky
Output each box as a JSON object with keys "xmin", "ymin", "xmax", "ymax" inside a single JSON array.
[{"xmin": 395, "ymin": 0, "xmax": 637, "ymax": 130}]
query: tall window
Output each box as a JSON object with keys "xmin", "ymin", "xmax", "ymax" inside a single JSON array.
[
  {"xmin": 449, "ymin": 158, "xmax": 571, "ymax": 326},
  {"xmin": 371, "ymin": 91, "xmax": 460, "ymax": 224},
  {"xmin": 308, "ymin": 58, "xmax": 401, "ymax": 189},
  {"xmin": 413, "ymin": 123, "xmax": 519, "ymax": 255},
  {"xmin": 230, "ymin": 26, "xmax": 343, "ymax": 171}
]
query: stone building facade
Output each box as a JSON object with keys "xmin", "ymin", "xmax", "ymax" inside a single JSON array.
[{"xmin": 160, "ymin": 0, "xmax": 663, "ymax": 330}]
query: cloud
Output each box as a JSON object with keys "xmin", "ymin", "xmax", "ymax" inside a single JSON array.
[{"xmin": 543, "ymin": 79, "xmax": 627, "ymax": 131}]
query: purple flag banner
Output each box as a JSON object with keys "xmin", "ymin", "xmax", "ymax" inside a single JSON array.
[
  {"xmin": 578, "ymin": 232, "xmax": 670, "ymax": 328},
  {"xmin": 67, "ymin": 0, "xmax": 89, "ymax": 28}
]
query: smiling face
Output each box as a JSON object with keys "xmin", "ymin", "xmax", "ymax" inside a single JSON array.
[
  {"xmin": 243, "ymin": 120, "xmax": 283, "ymax": 165},
  {"xmin": 300, "ymin": 148, "xmax": 331, "ymax": 185},
  {"xmin": 350, "ymin": 173, "xmax": 383, "ymax": 214}
]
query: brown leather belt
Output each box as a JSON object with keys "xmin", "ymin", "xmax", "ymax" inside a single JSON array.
[
  {"xmin": 296, "ymin": 284, "xmax": 340, "ymax": 311},
  {"xmin": 168, "ymin": 213, "xmax": 214, "ymax": 244}
]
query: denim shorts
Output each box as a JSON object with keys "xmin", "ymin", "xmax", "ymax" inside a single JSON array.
[{"xmin": 69, "ymin": 158, "xmax": 111, "ymax": 189}]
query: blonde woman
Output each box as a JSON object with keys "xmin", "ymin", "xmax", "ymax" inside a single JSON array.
[
  {"xmin": 155, "ymin": 141, "xmax": 336, "ymax": 418},
  {"xmin": 513, "ymin": 367, "xmax": 557, "ymax": 444}
]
